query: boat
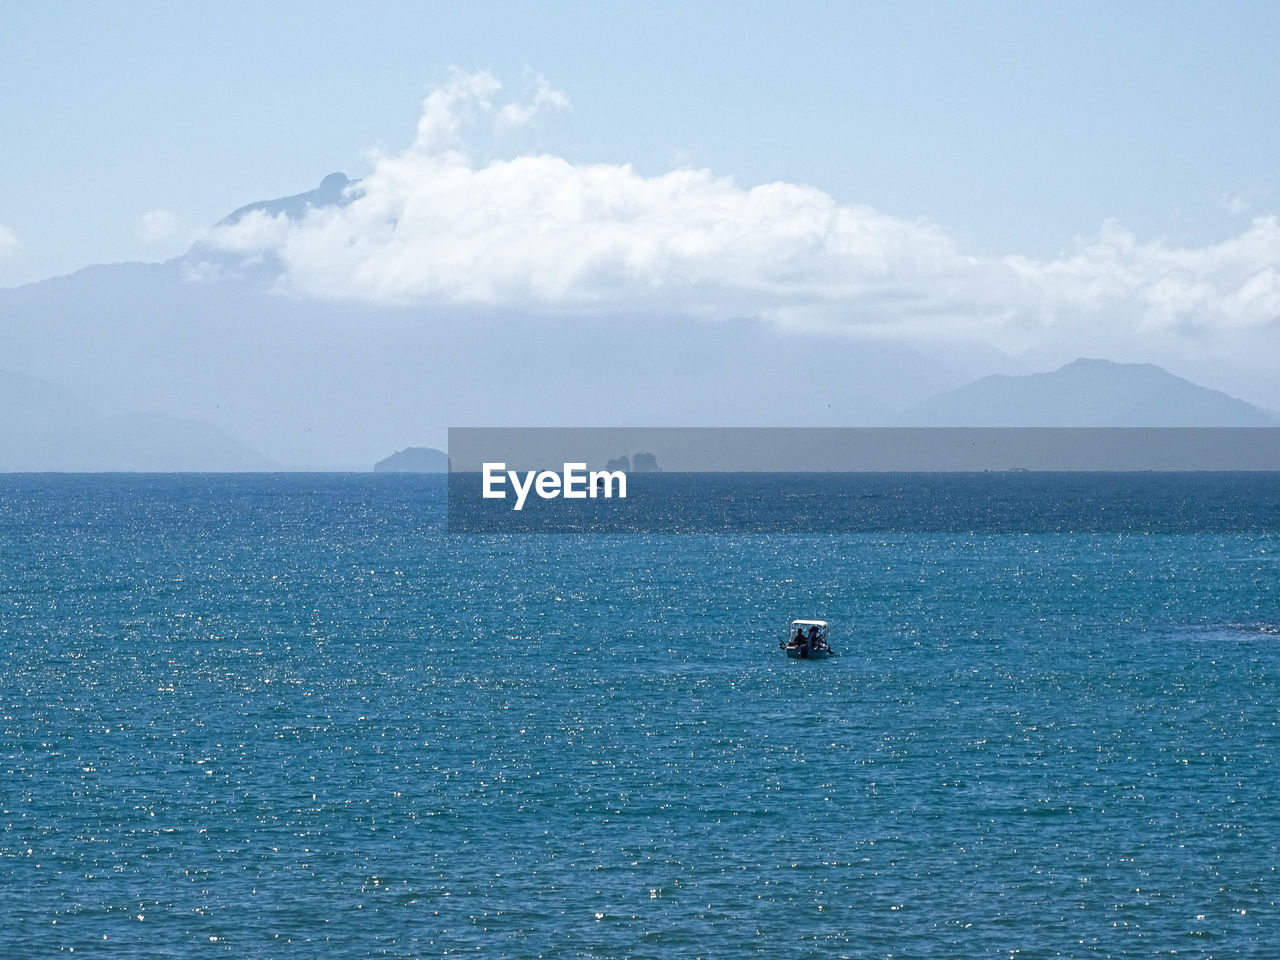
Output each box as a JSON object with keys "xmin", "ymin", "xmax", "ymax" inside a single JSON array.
[{"xmin": 780, "ymin": 619, "xmax": 834, "ymax": 659}]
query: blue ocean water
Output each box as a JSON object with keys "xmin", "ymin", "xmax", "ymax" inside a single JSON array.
[{"xmin": 2, "ymin": 474, "xmax": 1278, "ymax": 958}]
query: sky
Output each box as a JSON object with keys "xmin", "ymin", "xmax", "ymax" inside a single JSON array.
[
  {"xmin": 3, "ymin": 0, "xmax": 1280, "ymax": 443},
  {"xmin": 3, "ymin": 0, "xmax": 1279, "ymax": 288}
]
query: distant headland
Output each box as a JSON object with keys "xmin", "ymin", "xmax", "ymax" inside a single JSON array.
[{"xmin": 373, "ymin": 447, "xmax": 449, "ymax": 473}]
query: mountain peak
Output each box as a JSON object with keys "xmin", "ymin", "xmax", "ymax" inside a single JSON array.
[
  {"xmin": 317, "ymin": 171, "xmax": 350, "ymax": 194},
  {"xmin": 899, "ymin": 357, "xmax": 1276, "ymax": 426},
  {"xmin": 1059, "ymin": 357, "xmax": 1162, "ymax": 375},
  {"xmin": 220, "ymin": 172, "xmax": 353, "ymax": 225}
]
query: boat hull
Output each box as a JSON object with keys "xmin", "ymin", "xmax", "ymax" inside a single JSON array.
[{"xmin": 783, "ymin": 645, "xmax": 833, "ymax": 659}]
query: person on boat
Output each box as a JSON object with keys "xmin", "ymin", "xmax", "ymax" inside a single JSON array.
[
  {"xmin": 807, "ymin": 624, "xmax": 824, "ymax": 652},
  {"xmin": 791, "ymin": 627, "xmax": 806, "ymax": 648}
]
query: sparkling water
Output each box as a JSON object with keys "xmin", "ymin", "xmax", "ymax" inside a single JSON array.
[{"xmin": 2, "ymin": 475, "xmax": 1278, "ymax": 957}]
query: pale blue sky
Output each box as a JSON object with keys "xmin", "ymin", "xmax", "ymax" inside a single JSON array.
[{"xmin": 3, "ymin": 1, "xmax": 1278, "ymax": 285}]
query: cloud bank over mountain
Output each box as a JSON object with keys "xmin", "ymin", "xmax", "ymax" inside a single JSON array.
[{"xmin": 201, "ymin": 71, "xmax": 1280, "ymax": 347}]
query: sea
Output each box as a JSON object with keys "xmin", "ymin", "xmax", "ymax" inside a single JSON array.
[{"xmin": 2, "ymin": 473, "xmax": 1278, "ymax": 958}]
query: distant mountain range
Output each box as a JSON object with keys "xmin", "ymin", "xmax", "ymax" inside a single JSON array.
[
  {"xmin": 3, "ymin": 174, "xmax": 1279, "ymax": 471},
  {"xmin": 0, "ymin": 368, "xmax": 275, "ymax": 471},
  {"xmin": 898, "ymin": 358, "xmax": 1277, "ymax": 427},
  {"xmin": 0, "ymin": 177, "xmax": 996, "ymax": 468}
]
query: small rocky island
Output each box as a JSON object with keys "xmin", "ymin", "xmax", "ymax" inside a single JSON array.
[
  {"xmin": 373, "ymin": 447, "xmax": 449, "ymax": 472},
  {"xmin": 604, "ymin": 452, "xmax": 661, "ymax": 472}
]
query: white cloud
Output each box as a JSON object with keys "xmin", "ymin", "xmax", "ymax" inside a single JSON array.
[
  {"xmin": 1009, "ymin": 217, "xmax": 1280, "ymax": 335},
  {"xmin": 136, "ymin": 209, "xmax": 188, "ymax": 245},
  {"xmin": 206, "ymin": 71, "xmax": 1280, "ymax": 345},
  {"xmin": 0, "ymin": 223, "xmax": 21, "ymax": 258},
  {"xmin": 495, "ymin": 74, "xmax": 570, "ymax": 133},
  {"xmin": 411, "ymin": 68, "xmax": 502, "ymax": 155},
  {"xmin": 1221, "ymin": 193, "xmax": 1252, "ymax": 216},
  {"xmin": 206, "ymin": 208, "xmax": 292, "ymax": 254}
]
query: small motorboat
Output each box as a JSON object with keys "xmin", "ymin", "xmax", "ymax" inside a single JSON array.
[{"xmin": 780, "ymin": 619, "xmax": 834, "ymax": 659}]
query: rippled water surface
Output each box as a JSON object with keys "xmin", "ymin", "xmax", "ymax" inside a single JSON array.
[{"xmin": 2, "ymin": 475, "xmax": 1278, "ymax": 957}]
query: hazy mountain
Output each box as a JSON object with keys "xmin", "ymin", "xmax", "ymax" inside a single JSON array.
[
  {"xmin": 0, "ymin": 368, "xmax": 274, "ymax": 471},
  {"xmin": 899, "ymin": 358, "xmax": 1278, "ymax": 426},
  {"xmin": 374, "ymin": 447, "xmax": 449, "ymax": 472},
  {"xmin": 0, "ymin": 367, "xmax": 96, "ymax": 430},
  {"xmin": 9, "ymin": 174, "xmax": 1272, "ymax": 471}
]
